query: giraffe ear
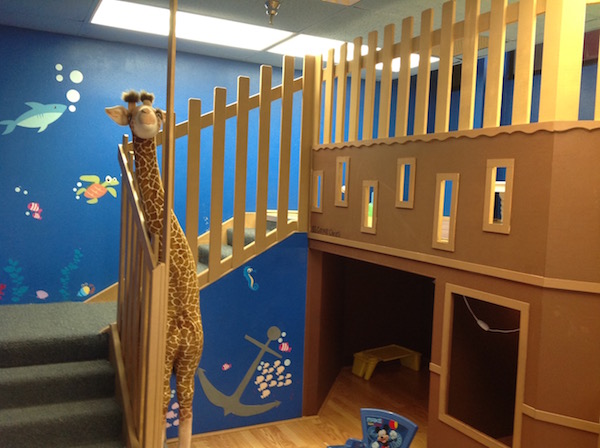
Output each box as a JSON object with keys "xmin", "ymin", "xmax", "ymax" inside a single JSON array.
[{"xmin": 105, "ymin": 105, "xmax": 129, "ymax": 126}]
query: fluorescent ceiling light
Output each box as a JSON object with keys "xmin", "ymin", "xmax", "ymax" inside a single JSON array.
[
  {"xmin": 92, "ymin": 0, "xmax": 293, "ymax": 51},
  {"xmin": 267, "ymin": 34, "xmax": 348, "ymax": 59}
]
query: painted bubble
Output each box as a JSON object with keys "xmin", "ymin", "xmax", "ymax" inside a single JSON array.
[
  {"xmin": 55, "ymin": 63, "xmax": 63, "ymax": 71},
  {"xmin": 56, "ymin": 74, "xmax": 64, "ymax": 82},
  {"xmin": 67, "ymin": 89, "xmax": 80, "ymax": 103},
  {"xmin": 70, "ymin": 70, "xmax": 83, "ymax": 84},
  {"xmin": 69, "ymin": 105, "xmax": 77, "ymax": 113},
  {"xmin": 284, "ymin": 359, "xmax": 291, "ymax": 367}
]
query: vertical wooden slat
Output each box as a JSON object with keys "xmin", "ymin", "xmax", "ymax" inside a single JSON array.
[
  {"xmin": 414, "ymin": 9, "xmax": 434, "ymax": 135},
  {"xmin": 362, "ymin": 31, "xmax": 378, "ymax": 140},
  {"xmin": 348, "ymin": 36, "xmax": 363, "ymax": 142},
  {"xmin": 323, "ymin": 49, "xmax": 335, "ymax": 144},
  {"xmin": 232, "ymin": 77, "xmax": 250, "ymax": 267},
  {"xmin": 396, "ymin": 17, "xmax": 414, "ymax": 137},
  {"xmin": 539, "ymin": 0, "xmax": 587, "ymax": 122},
  {"xmin": 335, "ymin": 43, "xmax": 348, "ymax": 143},
  {"xmin": 255, "ymin": 66, "xmax": 272, "ymax": 251},
  {"xmin": 512, "ymin": 0, "xmax": 537, "ymax": 125},
  {"xmin": 596, "ymin": 32, "xmax": 600, "ymax": 120},
  {"xmin": 142, "ymin": 262, "xmax": 167, "ymax": 448},
  {"xmin": 277, "ymin": 56, "xmax": 294, "ymax": 232},
  {"xmin": 483, "ymin": 0, "xmax": 507, "ymax": 128},
  {"xmin": 298, "ymin": 55, "xmax": 316, "ymax": 232},
  {"xmin": 313, "ymin": 55, "xmax": 323, "ymax": 146},
  {"xmin": 378, "ymin": 24, "xmax": 395, "ymax": 138},
  {"xmin": 185, "ymin": 99, "xmax": 201, "ymax": 261},
  {"xmin": 209, "ymin": 87, "xmax": 227, "ymax": 282},
  {"xmin": 458, "ymin": 0, "xmax": 480, "ymax": 131},
  {"xmin": 435, "ymin": 1, "xmax": 456, "ymax": 134}
]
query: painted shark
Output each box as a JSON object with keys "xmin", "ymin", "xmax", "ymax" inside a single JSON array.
[{"xmin": 0, "ymin": 102, "xmax": 67, "ymax": 135}]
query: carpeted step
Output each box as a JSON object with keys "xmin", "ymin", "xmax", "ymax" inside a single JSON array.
[
  {"xmin": 0, "ymin": 397, "xmax": 122, "ymax": 448},
  {"xmin": 225, "ymin": 222, "xmax": 278, "ymax": 247},
  {"xmin": 0, "ymin": 302, "xmax": 116, "ymax": 368},
  {"xmin": 0, "ymin": 359, "xmax": 115, "ymax": 409},
  {"xmin": 197, "ymin": 243, "xmax": 233, "ymax": 266}
]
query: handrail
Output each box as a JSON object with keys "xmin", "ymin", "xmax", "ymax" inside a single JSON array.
[{"xmin": 116, "ymin": 141, "xmax": 168, "ymax": 448}]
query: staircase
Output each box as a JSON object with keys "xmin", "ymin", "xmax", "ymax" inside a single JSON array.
[{"xmin": 0, "ymin": 302, "xmax": 123, "ymax": 448}]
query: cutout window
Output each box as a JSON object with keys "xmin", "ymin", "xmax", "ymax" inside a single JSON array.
[
  {"xmin": 396, "ymin": 157, "xmax": 416, "ymax": 209},
  {"xmin": 361, "ymin": 180, "xmax": 378, "ymax": 234},
  {"xmin": 440, "ymin": 284, "xmax": 529, "ymax": 448},
  {"xmin": 335, "ymin": 156, "xmax": 350, "ymax": 207},
  {"xmin": 433, "ymin": 173, "xmax": 459, "ymax": 251},
  {"xmin": 483, "ymin": 159, "xmax": 514, "ymax": 234},
  {"xmin": 312, "ymin": 170, "xmax": 323, "ymax": 213}
]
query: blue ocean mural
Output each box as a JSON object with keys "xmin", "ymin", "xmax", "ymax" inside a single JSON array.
[{"xmin": 0, "ymin": 24, "xmax": 294, "ymax": 304}]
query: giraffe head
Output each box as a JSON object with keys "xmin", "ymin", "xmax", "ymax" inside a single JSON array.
[{"xmin": 106, "ymin": 90, "xmax": 165, "ymax": 139}]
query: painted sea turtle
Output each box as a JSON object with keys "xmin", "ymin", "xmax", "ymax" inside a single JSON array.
[{"xmin": 76, "ymin": 175, "xmax": 119, "ymax": 204}]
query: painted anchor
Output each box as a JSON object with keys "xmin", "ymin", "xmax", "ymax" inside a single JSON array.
[{"xmin": 196, "ymin": 326, "xmax": 283, "ymax": 417}]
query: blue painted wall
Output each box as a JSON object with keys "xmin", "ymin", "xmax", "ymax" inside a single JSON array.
[
  {"xmin": 0, "ymin": 25, "xmax": 300, "ymax": 304},
  {"xmin": 166, "ymin": 233, "xmax": 308, "ymax": 436}
]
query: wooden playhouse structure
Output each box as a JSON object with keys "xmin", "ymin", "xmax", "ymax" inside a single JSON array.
[{"xmin": 109, "ymin": 0, "xmax": 600, "ymax": 446}]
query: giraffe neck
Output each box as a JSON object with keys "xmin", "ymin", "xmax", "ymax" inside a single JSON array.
[{"xmin": 132, "ymin": 135, "xmax": 165, "ymax": 235}]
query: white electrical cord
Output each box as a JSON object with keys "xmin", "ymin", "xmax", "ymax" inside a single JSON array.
[{"xmin": 462, "ymin": 295, "xmax": 519, "ymax": 334}]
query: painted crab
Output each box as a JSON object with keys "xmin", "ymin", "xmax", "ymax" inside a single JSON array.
[{"xmin": 76, "ymin": 175, "xmax": 119, "ymax": 204}]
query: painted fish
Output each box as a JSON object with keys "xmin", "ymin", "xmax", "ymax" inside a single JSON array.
[
  {"xmin": 221, "ymin": 363, "xmax": 232, "ymax": 371},
  {"xmin": 279, "ymin": 342, "xmax": 292, "ymax": 352},
  {"xmin": 77, "ymin": 283, "xmax": 95, "ymax": 297},
  {"xmin": 0, "ymin": 102, "xmax": 67, "ymax": 135},
  {"xmin": 27, "ymin": 202, "xmax": 43, "ymax": 220}
]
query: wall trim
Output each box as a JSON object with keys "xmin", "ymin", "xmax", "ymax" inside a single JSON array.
[
  {"xmin": 308, "ymin": 234, "xmax": 600, "ymax": 294},
  {"xmin": 522, "ymin": 404, "xmax": 600, "ymax": 435},
  {"xmin": 313, "ymin": 121, "xmax": 600, "ymax": 151}
]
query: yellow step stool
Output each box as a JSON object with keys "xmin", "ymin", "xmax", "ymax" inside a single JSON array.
[{"xmin": 352, "ymin": 344, "xmax": 421, "ymax": 380}]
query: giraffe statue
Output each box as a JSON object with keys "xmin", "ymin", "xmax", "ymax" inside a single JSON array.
[{"xmin": 106, "ymin": 90, "xmax": 203, "ymax": 448}]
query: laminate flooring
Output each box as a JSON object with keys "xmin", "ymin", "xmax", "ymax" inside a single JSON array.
[{"xmin": 186, "ymin": 361, "xmax": 429, "ymax": 447}]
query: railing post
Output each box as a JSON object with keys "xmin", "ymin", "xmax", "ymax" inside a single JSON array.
[
  {"xmin": 209, "ymin": 87, "xmax": 227, "ymax": 282},
  {"xmin": 277, "ymin": 55, "xmax": 295, "ymax": 232},
  {"xmin": 186, "ymin": 99, "xmax": 201, "ymax": 262},
  {"xmin": 458, "ymin": 0, "xmax": 480, "ymax": 131},
  {"xmin": 512, "ymin": 0, "xmax": 537, "ymax": 125},
  {"xmin": 378, "ymin": 24, "xmax": 395, "ymax": 139},
  {"xmin": 414, "ymin": 9, "xmax": 434, "ymax": 136},
  {"xmin": 335, "ymin": 43, "xmax": 348, "ymax": 143},
  {"xmin": 435, "ymin": 1, "xmax": 456, "ymax": 134},
  {"xmin": 538, "ymin": 0, "xmax": 587, "ymax": 122},
  {"xmin": 232, "ymin": 77, "xmax": 250, "ymax": 267},
  {"xmin": 396, "ymin": 17, "xmax": 414, "ymax": 137},
  {"xmin": 483, "ymin": 0, "xmax": 507, "ymax": 128},
  {"xmin": 298, "ymin": 55, "xmax": 316, "ymax": 232},
  {"xmin": 255, "ymin": 65, "xmax": 272, "ymax": 251},
  {"xmin": 362, "ymin": 31, "xmax": 378, "ymax": 140}
]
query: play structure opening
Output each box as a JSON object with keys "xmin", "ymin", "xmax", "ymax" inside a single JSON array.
[{"xmin": 311, "ymin": 252, "xmax": 435, "ymax": 410}]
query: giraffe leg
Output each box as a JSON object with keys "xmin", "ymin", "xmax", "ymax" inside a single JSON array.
[
  {"xmin": 163, "ymin": 336, "xmax": 178, "ymax": 446},
  {"xmin": 174, "ymin": 324, "xmax": 203, "ymax": 448}
]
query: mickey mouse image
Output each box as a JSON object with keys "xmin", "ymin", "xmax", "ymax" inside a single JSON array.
[{"xmin": 368, "ymin": 423, "xmax": 403, "ymax": 448}]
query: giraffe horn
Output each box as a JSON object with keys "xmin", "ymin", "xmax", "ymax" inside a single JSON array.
[
  {"xmin": 122, "ymin": 90, "xmax": 140, "ymax": 112},
  {"xmin": 140, "ymin": 90, "xmax": 155, "ymax": 106}
]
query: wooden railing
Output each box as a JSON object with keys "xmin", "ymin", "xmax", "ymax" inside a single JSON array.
[
  {"xmin": 319, "ymin": 0, "xmax": 595, "ymax": 145},
  {"xmin": 155, "ymin": 54, "xmax": 317, "ymax": 289},
  {"xmin": 112, "ymin": 138, "xmax": 168, "ymax": 448}
]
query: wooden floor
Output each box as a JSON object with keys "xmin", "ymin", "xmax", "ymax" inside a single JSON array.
[{"xmin": 186, "ymin": 361, "xmax": 429, "ymax": 447}]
